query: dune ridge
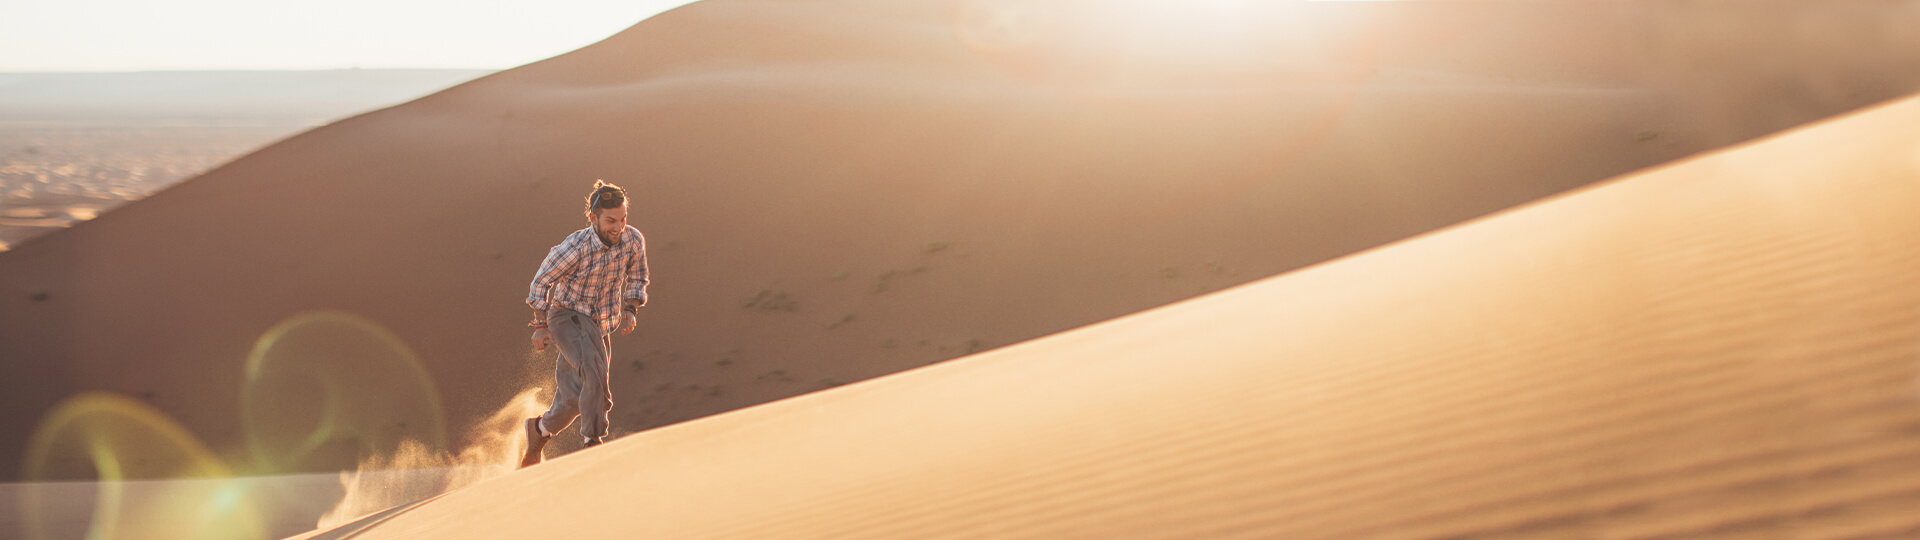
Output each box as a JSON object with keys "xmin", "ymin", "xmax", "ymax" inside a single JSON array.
[{"xmin": 318, "ymin": 84, "xmax": 1920, "ymax": 539}]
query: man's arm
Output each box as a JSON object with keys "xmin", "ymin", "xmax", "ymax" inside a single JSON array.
[
  {"xmin": 527, "ymin": 235, "xmax": 586, "ymax": 315},
  {"xmin": 622, "ymin": 231, "xmax": 650, "ymax": 309},
  {"xmin": 616, "ymin": 232, "xmax": 648, "ymax": 336},
  {"xmin": 528, "ymin": 236, "xmax": 583, "ymax": 350}
]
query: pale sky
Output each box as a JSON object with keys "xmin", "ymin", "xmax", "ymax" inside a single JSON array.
[{"xmin": 0, "ymin": 0, "xmax": 701, "ymax": 72}]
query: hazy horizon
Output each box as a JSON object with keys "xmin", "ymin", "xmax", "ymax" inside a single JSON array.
[
  {"xmin": 1, "ymin": 0, "xmax": 698, "ymax": 72},
  {"xmin": 0, "ymin": 67, "xmax": 495, "ymax": 74},
  {"xmin": 0, "ymin": 69, "xmax": 505, "ymax": 251}
]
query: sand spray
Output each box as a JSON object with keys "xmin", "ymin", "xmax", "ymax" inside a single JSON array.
[{"xmin": 316, "ymin": 384, "xmax": 548, "ymax": 529}]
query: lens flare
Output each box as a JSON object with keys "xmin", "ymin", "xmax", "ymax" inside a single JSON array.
[
  {"xmin": 241, "ymin": 311, "xmax": 448, "ymax": 474},
  {"xmin": 20, "ymin": 392, "xmax": 266, "ymax": 540}
]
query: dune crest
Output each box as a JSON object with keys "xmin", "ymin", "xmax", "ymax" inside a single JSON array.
[{"xmin": 313, "ymin": 80, "xmax": 1920, "ymax": 540}]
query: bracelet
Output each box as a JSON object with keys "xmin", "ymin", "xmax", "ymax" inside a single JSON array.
[
  {"xmin": 528, "ymin": 320, "xmax": 547, "ymax": 328},
  {"xmin": 622, "ymin": 305, "xmax": 638, "ymax": 314}
]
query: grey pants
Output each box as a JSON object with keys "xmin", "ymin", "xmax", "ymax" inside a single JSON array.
[{"xmin": 539, "ymin": 307, "xmax": 613, "ymax": 441}]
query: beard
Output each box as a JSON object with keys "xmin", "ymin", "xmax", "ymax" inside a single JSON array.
[{"xmin": 596, "ymin": 227, "xmax": 622, "ymax": 247}]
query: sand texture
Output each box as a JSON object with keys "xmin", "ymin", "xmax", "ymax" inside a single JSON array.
[
  {"xmin": 311, "ymin": 84, "xmax": 1920, "ymax": 538},
  {"xmin": 4, "ymin": 1, "xmax": 1920, "ymax": 535}
]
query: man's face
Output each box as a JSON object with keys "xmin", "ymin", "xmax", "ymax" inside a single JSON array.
[{"xmin": 591, "ymin": 205, "xmax": 629, "ymax": 244}]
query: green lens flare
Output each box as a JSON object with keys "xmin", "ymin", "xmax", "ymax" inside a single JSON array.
[
  {"xmin": 20, "ymin": 392, "xmax": 265, "ymax": 540},
  {"xmin": 241, "ymin": 311, "xmax": 448, "ymax": 474},
  {"xmin": 19, "ymin": 310, "xmax": 450, "ymax": 538}
]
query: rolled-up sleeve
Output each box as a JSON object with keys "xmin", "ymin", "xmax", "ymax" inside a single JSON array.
[
  {"xmin": 624, "ymin": 230, "xmax": 649, "ymax": 307},
  {"xmin": 527, "ymin": 238, "xmax": 583, "ymax": 311}
]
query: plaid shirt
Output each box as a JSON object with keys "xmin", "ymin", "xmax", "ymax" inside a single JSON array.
[{"xmin": 527, "ymin": 225, "xmax": 649, "ymax": 336}]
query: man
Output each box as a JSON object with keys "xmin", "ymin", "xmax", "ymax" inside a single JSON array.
[{"xmin": 521, "ymin": 179, "xmax": 648, "ymax": 468}]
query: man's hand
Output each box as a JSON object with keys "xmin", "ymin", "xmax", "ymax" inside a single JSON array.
[
  {"xmin": 619, "ymin": 312, "xmax": 638, "ymax": 335},
  {"xmin": 531, "ymin": 328, "xmax": 553, "ymax": 351}
]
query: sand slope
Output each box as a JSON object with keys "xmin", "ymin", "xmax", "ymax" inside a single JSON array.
[
  {"xmin": 317, "ymin": 82, "xmax": 1920, "ymax": 539},
  {"xmin": 5, "ymin": 0, "xmax": 1920, "ymax": 489}
]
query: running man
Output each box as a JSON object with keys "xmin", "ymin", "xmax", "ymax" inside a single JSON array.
[{"xmin": 522, "ymin": 179, "xmax": 648, "ymax": 468}]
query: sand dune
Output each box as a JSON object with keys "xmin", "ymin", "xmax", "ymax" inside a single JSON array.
[
  {"xmin": 5, "ymin": 0, "xmax": 1920, "ymax": 536},
  {"xmin": 308, "ymin": 79, "xmax": 1920, "ymax": 539}
]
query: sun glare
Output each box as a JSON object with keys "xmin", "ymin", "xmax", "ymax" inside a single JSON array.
[
  {"xmin": 951, "ymin": 0, "xmax": 1387, "ymax": 97},
  {"xmin": 1200, "ymin": 0, "xmax": 1252, "ymax": 13}
]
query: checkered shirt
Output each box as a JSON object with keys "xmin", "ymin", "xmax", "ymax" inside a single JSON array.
[{"xmin": 527, "ymin": 225, "xmax": 649, "ymax": 335}]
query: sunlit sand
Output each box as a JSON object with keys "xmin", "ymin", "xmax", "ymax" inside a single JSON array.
[
  {"xmin": 2, "ymin": 0, "xmax": 1919, "ymax": 538},
  {"xmin": 312, "ymin": 91, "xmax": 1920, "ymax": 538}
]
